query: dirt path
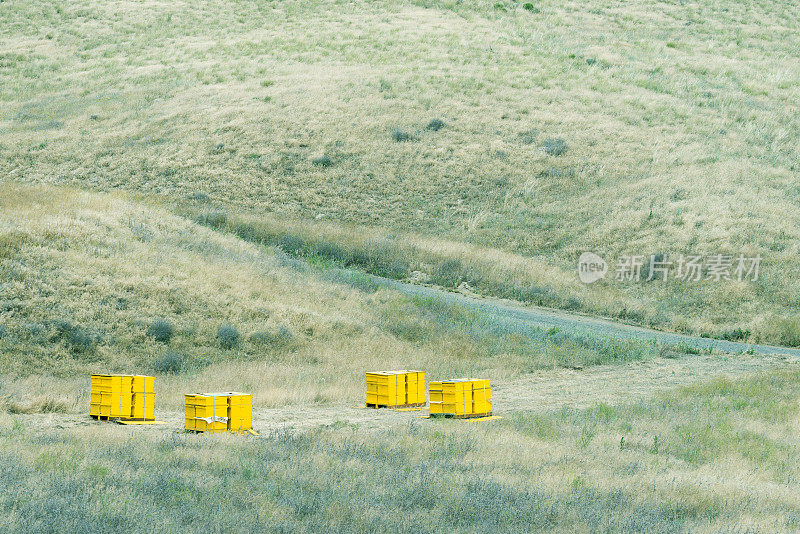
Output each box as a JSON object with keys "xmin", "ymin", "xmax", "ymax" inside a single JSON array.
[
  {"xmin": 16, "ymin": 352, "xmax": 794, "ymax": 435},
  {"xmin": 369, "ymin": 275, "xmax": 800, "ymax": 358}
]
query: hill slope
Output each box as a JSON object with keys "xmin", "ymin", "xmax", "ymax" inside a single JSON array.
[
  {"xmin": 0, "ymin": 184, "xmax": 673, "ymax": 410},
  {"xmin": 1, "ymin": 0, "xmax": 798, "ymax": 342}
]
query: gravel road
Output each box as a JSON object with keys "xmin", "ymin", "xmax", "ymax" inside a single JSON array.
[{"xmin": 371, "ymin": 276, "xmax": 800, "ymax": 358}]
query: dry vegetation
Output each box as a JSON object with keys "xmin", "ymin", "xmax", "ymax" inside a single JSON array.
[
  {"xmin": 2, "ymin": 367, "xmax": 800, "ymax": 532},
  {"xmin": 2, "ymin": 0, "xmax": 800, "ymax": 530},
  {"xmin": 0, "ymin": 184, "xmax": 670, "ymax": 406},
  {"xmin": 1, "ymin": 184, "xmax": 798, "ymax": 531},
  {"xmin": 1, "ymin": 0, "xmax": 799, "ymax": 342}
]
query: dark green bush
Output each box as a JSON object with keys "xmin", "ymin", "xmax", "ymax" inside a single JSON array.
[
  {"xmin": 311, "ymin": 155, "xmax": 333, "ymax": 167},
  {"xmin": 51, "ymin": 320, "xmax": 97, "ymax": 354},
  {"xmin": 426, "ymin": 118, "xmax": 446, "ymax": 131},
  {"xmin": 196, "ymin": 210, "xmax": 227, "ymax": 228},
  {"xmin": 391, "ymin": 129, "xmax": 413, "ymax": 142},
  {"xmin": 311, "ymin": 241, "xmax": 350, "ymax": 264},
  {"xmin": 147, "ymin": 319, "xmax": 174, "ymax": 344},
  {"xmin": 249, "ymin": 326, "xmax": 295, "ymax": 349},
  {"xmin": 217, "ymin": 323, "xmax": 241, "ymax": 350},
  {"xmin": 542, "ymin": 137, "xmax": 568, "ymax": 156}
]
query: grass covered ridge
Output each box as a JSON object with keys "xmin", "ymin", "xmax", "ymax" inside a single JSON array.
[
  {"xmin": 1, "ymin": 0, "xmax": 799, "ymax": 344},
  {"xmin": 0, "ymin": 184, "xmax": 673, "ymax": 409}
]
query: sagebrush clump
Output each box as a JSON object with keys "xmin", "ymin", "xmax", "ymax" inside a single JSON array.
[
  {"xmin": 217, "ymin": 324, "xmax": 240, "ymax": 349},
  {"xmin": 147, "ymin": 319, "xmax": 174, "ymax": 344}
]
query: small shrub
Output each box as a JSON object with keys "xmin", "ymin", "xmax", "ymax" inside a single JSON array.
[
  {"xmin": 152, "ymin": 351, "xmax": 184, "ymax": 374},
  {"xmin": 373, "ymin": 259, "xmax": 410, "ymax": 279},
  {"xmin": 189, "ymin": 191, "xmax": 209, "ymax": 202},
  {"xmin": 51, "ymin": 320, "xmax": 97, "ymax": 354},
  {"xmin": 217, "ymin": 324, "xmax": 241, "ymax": 350},
  {"xmin": 719, "ymin": 328, "xmax": 750, "ymax": 342},
  {"xmin": 426, "ymin": 118, "xmax": 446, "ymax": 131},
  {"xmin": 279, "ymin": 234, "xmax": 305, "ymax": 255},
  {"xmin": 518, "ymin": 129, "xmax": 537, "ymax": 145},
  {"xmin": 391, "ymin": 129, "xmax": 413, "ymax": 142},
  {"xmin": 542, "ymin": 137, "xmax": 568, "ymax": 156},
  {"xmin": 517, "ymin": 284, "xmax": 560, "ymax": 306},
  {"xmin": 431, "ymin": 258, "xmax": 465, "ymax": 288},
  {"xmin": 311, "ymin": 241, "xmax": 350, "ymax": 264},
  {"xmin": 196, "ymin": 209, "xmax": 227, "ymax": 228},
  {"xmin": 522, "ymin": 2, "xmax": 539, "ymax": 12},
  {"xmin": 311, "ymin": 155, "xmax": 333, "ymax": 167},
  {"xmin": 147, "ymin": 319, "xmax": 174, "ymax": 344},
  {"xmin": 66, "ymin": 327, "xmax": 95, "ymax": 354},
  {"xmin": 324, "ymin": 270, "xmax": 382, "ymax": 293},
  {"xmin": 0, "ymin": 325, "xmax": 6, "ymax": 339}
]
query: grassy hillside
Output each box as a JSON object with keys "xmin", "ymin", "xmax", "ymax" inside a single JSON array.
[
  {"xmin": 1, "ymin": 0, "xmax": 799, "ymax": 343},
  {"xmin": 0, "ymin": 184, "xmax": 672, "ymax": 412}
]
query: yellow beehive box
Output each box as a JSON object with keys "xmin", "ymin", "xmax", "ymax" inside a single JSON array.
[
  {"xmin": 366, "ymin": 371, "xmax": 426, "ymax": 408},
  {"xmin": 226, "ymin": 392, "xmax": 253, "ymax": 431},
  {"xmin": 402, "ymin": 370, "xmax": 425, "ymax": 406},
  {"xmin": 185, "ymin": 393, "xmax": 251, "ymax": 433},
  {"xmin": 429, "ymin": 379, "xmax": 492, "ymax": 418},
  {"xmin": 91, "ymin": 374, "xmax": 133, "ymax": 393},
  {"xmin": 185, "ymin": 394, "xmax": 228, "ymax": 432},
  {"xmin": 131, "ymin": 375, "xmax": 155, "ymax": 393},
  {"xmin": 471, "ymin": 379, "xmax": 492, "ymax": 415},
  {"xmin": 366, "ymin": 371, "xmax": 404, "ymax": 407},
  {"xmin": 131, "ymin": 392, "xmax": 156, "ymax": 420},
  {"xmin": 90, "ymin": 374, "xmax": 157, "ymax": 421},
  {"xmin": 441, "ymin": 380, "xmax": 472, "ymax": 416},
  {"xmin": 91, "ymin": 391, "xmax": 132, "ymax": 418},
  {"xmin": 429, "ymin": 380, "xmax": 444, "ymax": 414},
  {"xmin": 89, "ymin": 388, "xmax": 133, "ymax": 418}
]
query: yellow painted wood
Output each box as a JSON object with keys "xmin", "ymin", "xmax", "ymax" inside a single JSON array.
[
  {"xmin": 90, "ymin": 374, "xmax": 157, "ymax": 420},
  {"xmin": 184, "ymin": 392, "xmax": 252, "ymax": 432},
  {"xmin": 428, "ymin": 379, "xmax": 492, "ymax": 417}
]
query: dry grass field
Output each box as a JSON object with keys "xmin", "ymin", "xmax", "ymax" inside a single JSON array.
[
  {"xmin": 1, "ymin": 184, "xmax": 799, "ymax": 531},
  {"xmin": 2, "ymin": 0, "xmax": 800, "ymax": 531},
  {"xmin": 2, "ymin": 0, "xmax": 799, "ymax": 342}
]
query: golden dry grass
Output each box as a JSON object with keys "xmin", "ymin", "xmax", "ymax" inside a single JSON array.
[
  {"xmin": 0, "ymin": 183, "xmax": 670, "ymax": 406},
  {"xmin": 2, "ymin": 365, "xmax": 800, "ymax": 532},
  {"xmin": 1, "ymin": 0, "xmax": 798, "ymax": 342}
]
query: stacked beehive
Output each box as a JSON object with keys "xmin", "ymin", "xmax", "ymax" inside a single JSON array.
[
  {"xmin": 366, "ymin": 370, "xmax": 425, "ymax": 408},
  {"xmin": 184, "ymin": 392, "xmax": 252, "ymax": 433},
  {"xmin": 429, "ymin": 379, "xmax": 492, "ymax": 418},
  {"xmin": 90, "ymin": 374, "xmax": 155, "ymax": 421}
]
